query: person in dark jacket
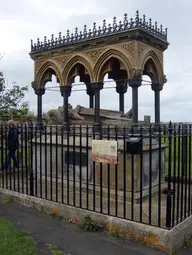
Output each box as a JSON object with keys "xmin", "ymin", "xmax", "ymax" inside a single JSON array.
[{"xmin": 2, "ymin": 120, "xmax": 19, "ymax": 171}]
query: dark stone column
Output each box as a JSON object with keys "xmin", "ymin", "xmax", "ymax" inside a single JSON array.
[
  {"xmin": 116, "ymin": 80, "xmax": 128, "ymax": 113},
  {"xmin": 129, "ymin": 79, "xmax": 141, "ymax": 125},
  {"xmin": 86, "ymin": 84, "xmax": 95, "ymax": 108},
  {"xmin": 34, "ymin": 87, "xmax": 45, "ymax": 129},
  {"xmin": 91, "ymin": 82, "xmax": 103, "ymax": 132},
  {"xmin": 60, "ymin": 85, "xmax": 72, "ymax": 131},
  {"xmin": 151, "ymin": 83, "xmax": 163, "ymax": 125}
]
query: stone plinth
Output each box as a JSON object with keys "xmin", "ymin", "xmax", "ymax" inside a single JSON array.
[
  {"xmin": 95, "ymin": 142, "xmax": 167, "ymax": 201},
  {"xmin": 32, "ymin": 135, "xmax": 93, "ymax": 183},
  {"xmin": 32, "ymin": 133, "xmax": 167, "ymax": 201}
]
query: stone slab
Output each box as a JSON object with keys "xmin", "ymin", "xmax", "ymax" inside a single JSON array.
[{"xmin": 31, "ymin": 139, "xmax": 166, "ymax": 198}]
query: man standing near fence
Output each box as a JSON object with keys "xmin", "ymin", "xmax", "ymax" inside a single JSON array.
[{"xmin": 1, "ymin": 120, "xmax": 20, "ymax": 171}]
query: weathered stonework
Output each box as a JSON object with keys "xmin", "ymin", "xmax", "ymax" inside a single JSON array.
[
  {"xmin": 120, "ymin": 42, "xmax": 136, "ymax": 65},
  {"xmin": 85, "ymin": 49, "xmax": 106, "ymax": 64},
  {"xmin": 35, "ymin": 59, "xmax": 46, "ymax": 76},
  {"xmin": 154, "ymin": 50, "xmax": 164, "ymax": 69},
  {"xmin": 138, "ymin": 41, "xmax": 147, "ymax": 56},
  {"xmin": 55, "ymin": 55, "xmax": 71, "ymax": 69},
  {"xmin": 31, "ymin": 31, "xmax": 168, "ymax": 87}
]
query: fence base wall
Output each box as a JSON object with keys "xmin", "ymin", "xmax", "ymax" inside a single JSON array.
[{"xmin": 0, "ymin": 187, "xmax": 190, "ymax": 254}]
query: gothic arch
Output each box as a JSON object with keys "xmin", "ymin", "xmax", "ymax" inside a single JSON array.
[
  {"xmin": 94, "ymin": 48, "xmax": 133, "ymax": 82},
  {"xmin": 62, "ymin": 54, "xmax": 94, "ymax": 85},
  {"xmin": 36, "ymin": 60, "xmax": 63, "ymax": 87},
  {"xmin": 140, "ymin": 50, "xmax": 163, "ymax": 83}
]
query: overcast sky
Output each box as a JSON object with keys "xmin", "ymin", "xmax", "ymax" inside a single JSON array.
[{"xmin": 0, "ymin": 0, "xmax": 191, "ymax": 122}]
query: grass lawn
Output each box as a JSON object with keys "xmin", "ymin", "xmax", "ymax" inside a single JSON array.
[
  {"xmin": 164, "ymin": 136, "xmax": 192, "ymax": 176},
  {"xmin": 0, "ymin": 217, "xmax": 37, "ymax": 255}
]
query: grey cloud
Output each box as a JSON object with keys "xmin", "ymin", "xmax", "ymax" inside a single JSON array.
[{"xmin": 1, "ymin": 0, "xmax": 192, "ymax": 122}]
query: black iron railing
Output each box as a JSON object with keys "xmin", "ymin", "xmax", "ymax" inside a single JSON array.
[
  {"xmin": 0, "ymin": 123, "xmax": 191, "ymax": 230},
  {"xmin": 31, "ymin": 11, "xmax": 168, "ymax": 53}
]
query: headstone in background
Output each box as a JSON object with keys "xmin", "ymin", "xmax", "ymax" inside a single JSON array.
[{"xmin": 144, "ymin": 115, "xmax": 151, "ymax": 125}]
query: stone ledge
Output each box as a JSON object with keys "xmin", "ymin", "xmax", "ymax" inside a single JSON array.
[{"xmin": 0, "ymin": 187, "xmax": 190, "ymax": 254}]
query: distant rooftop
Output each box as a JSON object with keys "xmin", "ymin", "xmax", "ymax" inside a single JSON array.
[{"xmin": 30, "ymin": 10, "xmax": 168, "ymax": 53}]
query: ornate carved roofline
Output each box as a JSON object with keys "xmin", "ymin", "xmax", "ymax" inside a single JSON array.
[{"xmin": 30, "ymin": 11, "xmax": 168, "ymax": 54}]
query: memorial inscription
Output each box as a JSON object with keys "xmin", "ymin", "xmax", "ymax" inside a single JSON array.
[{"xmin": 92, "ymin": 140, "xmax": 118, "ymax": 164}]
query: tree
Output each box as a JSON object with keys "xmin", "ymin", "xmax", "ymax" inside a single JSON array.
[{"xmin": 0, "ymin": 72, "xmax": 29, "ymax": 116}]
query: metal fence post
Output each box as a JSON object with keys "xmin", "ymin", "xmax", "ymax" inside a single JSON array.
[
  {"xmin": 30, "ymin": 124, "xmax": 34, "ymax": 196},
  {"xmin": 183, "ymin": 124, "xmax": 188, "ymax": 218},
  {"xmin": 182, "ymin": 124, "xmax": 187, "ymax": 179},
  {"xmin": 30, "ymin": 169, "xmax": 34, "ymax": 196},
  {"xmin": 166, "ymin": 121, "xmax": 173, "ymax": 228}
]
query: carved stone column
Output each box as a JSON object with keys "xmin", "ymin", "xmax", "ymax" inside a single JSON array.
[
  {"xmin": 86, "ymin": 84, "xmax": 95, "ymax": 108},
  {"xmin": 116, "ymin": 80, "xmax": 128, "ymax": 113},
  {"xmin": 60, "ymin": 85, "xmax": 72, "ymax": 131},
  {"xmin": 91, "ymin": 82, "xmax": 103, "ymax": 132},
  {"xmin": 33, "ymin": 86, "xmax": 45, "ymax": 129},
  {"xmin": 129, "ymin": 78, "xmax": 141, "ymax": 125},
  {"xmin": 151, "ymin": 83, "xmax": 163, "ymax": 125}
]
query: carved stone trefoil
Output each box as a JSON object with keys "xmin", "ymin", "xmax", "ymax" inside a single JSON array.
[{"xmin": 86, "ymin": 49, "xmax": 105, "ymax": 64}]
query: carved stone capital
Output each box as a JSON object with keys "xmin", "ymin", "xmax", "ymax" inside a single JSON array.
[
  {"xmin": 86, "ymin": 84, "xmax": 95, "ymax": 96},
  {"xmin": 60, "ymin": 85, "xmax": 72, "ymax": 97},
  {"xmin": 90, "ymin": 82, "xmax": 103, "ymax": 92},
  {"xmin": 34, "ymin": 87, "xmax": 45, "ymax": 96},
  {"xmin": 131, "ymin": 68, "xmax": 143, "ymax": 79},
  {"xmin": 116, "ymin": 80, "xmax": 128, "ymax": 94},
  {"xmin": 129, "ymin": 78, "xmax": 141, "ymax": 88},
  {"xmin": 151, "ymin": 83, "xmax": 163, "ymax": 92},
  {"xmin": 31, "ymin": 81, "xmax": 37, "ymax": 90},
  {"xmin": 162, "ymin": 74, "xmax": 167, "ymax": 84}
]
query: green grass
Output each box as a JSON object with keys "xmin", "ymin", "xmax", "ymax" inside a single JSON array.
[
  {"xmin": 48, "ymin": 244, "xmax": 71, "ymax": 255},
  {"xmin": 111, "ymin": 231, "xmax": 120, "ymax": 240},
  {"xmin": 3, "ymin": 196, "xmax": 16, "ymax": 205},
  {"xmin": 0, "ymin": 217, "xmax": 37, "ymax": 255},
  {"xmin": 184, "ymin": 235, "xmax": 192, "ymax": 248},
  {"xmin": 163, "ymin": 136, "xmax": 192, "ymax": 176},
  {"xmin": 49, "ymin": 212, "xmax": 64, "ymax": 221},
  {"xmin": 78, "ymin": 215, "xmax": 104, "ymax": 232}
]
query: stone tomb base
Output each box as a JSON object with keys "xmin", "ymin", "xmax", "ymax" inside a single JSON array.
[{"xmin": 32, "ymin": 134, "xmax": 167, "ymax": 202}]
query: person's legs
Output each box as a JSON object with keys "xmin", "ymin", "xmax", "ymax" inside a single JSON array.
[
  {"xmin": 2, "ymin": 151, "xmax": 11, "ymax": 171},
  {"xmin": 10, "ymin": 150, "xmax": 19, "ymax": 169}
]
